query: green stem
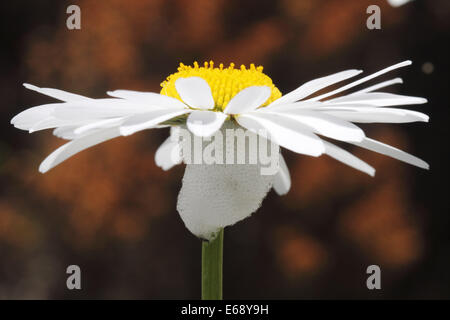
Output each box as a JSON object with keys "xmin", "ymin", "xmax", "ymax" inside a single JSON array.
[{"xmin": 201, "ymin": 228, "xmax": 223, "ymax": 300}]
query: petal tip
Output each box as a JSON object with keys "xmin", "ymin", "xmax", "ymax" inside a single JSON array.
[
  {"xmin": 417, "ymin": 159, "xmax": 430, "ymax": 170},
  {"xmin": 38, "ymin": 162, "xmax": 50, "ymax": 174},
  {"xmin": 119, "ymin": 127, "xmax": 133, "ymax": 136},
  {"xmin": 175, "ymin": 77, "xmax": 214, "ymax": 109},
  {"xmin": 420, "ymin": 114, "xmax": 430, "ymax": 122},
  {"xmin": 186, "ymin": 124, "xmax": 217, "ymax": 138},
  {"xmin": 106, "ymin": 90, "xmax": 119, "ymax": 98}
]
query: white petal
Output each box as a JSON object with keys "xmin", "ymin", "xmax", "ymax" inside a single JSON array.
[
  {"xmin": 322, "ymin": 107, "xmax": 429, "ymax": 123},
  {"xmin": 29, "ymin": 117, "xmax": 85, "ymax": 133},
  {"xmin": 223, "ymin": 86, "xmax": 271, "ymax": 114},
  {"xmin": 155, "ymin": 136, "xmax": 182, "ymax": 171},
  {"xmin": 53, "ymin": 126, "xmax": 81, "ymax": 140},
  {"xmin": 263, "ymin": 109, "xmax": 365, "ymax": 142},
  {"xmin": 324, "ymin": 92, "xmax": 427, "ymax": 107},
  {"xmin": 11, "ymin": 104, "xmax": 55, "ymax": 130},
  {"xmin": 175, "ymin": 77, "xmax": 214, "ymax": 109},
  {"xmin": 308, "ymin": 60, "xmax": 412, "ymax": 102},
  {"xmin": 12, "ymin": 99, "xmax": 142, "ymax": 130},
  {"xmin": 39, "ymin": 128, "xmax": 121, "ymax": 173},
  {"xmin": 23, "ymin": 83, "xmax": 92, "ymax": 102},
  {"xmin": 236, "ymin": 112, "xmax": 325, "ymax": 157},
  {"xmin": 186, "ymin": 110, "xmax": 227, "ymax": 137},
  {"xmin": 52, "ymin": 99, "xmax": 153, "ymax": 121},
  {"xmin": 273, "ymin": 154, "xmax": 291, "ymax": 195},
  {"xmin": 350, "ymin": 137, "xmax": 429, "ymax": 169},
  {"xmin": 261, "ymin": 100, "xmax": 323, "ymax": 112},
  {"xmin": 347, "ymin": 78, "xmax": 403, "ymax": 96},
  {"xmin": 120, "ymin": 109, "xmax": 191, "ymax": 136},
  {"xmin": 74, "ymin": 118, "xmax": 124, "ymax": 135},
  {"xmin": 107, "ymin": 90, "xmax": 187, "ymax": 109},
  {"xmin": 269, "ymin": 69, "xmax": 362, "ymax": 107},
  {"xmin": 54, "ymin": 122, "xmax": 124, "ymax": 140},
  {"xmin": 323, "ymin": 141, "xmax": 375, "ymax": 176}
]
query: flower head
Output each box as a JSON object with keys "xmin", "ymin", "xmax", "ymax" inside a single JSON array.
[
  {"xmin": 11, "ymin": 60, "xmax": 429, "ymax": 239},
  {"xmin": 160, "ymin": 61, "xmax": 281, "ymax": 111}
]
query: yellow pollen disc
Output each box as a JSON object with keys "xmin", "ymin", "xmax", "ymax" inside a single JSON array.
[{"xmin": 160, "ymin": 61, "xmax": 282, "ymax": 111}]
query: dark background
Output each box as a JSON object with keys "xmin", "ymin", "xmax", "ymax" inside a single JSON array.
[{"xmin": 0, "ymin": 0, "xmax": 448, "ymax": 299}]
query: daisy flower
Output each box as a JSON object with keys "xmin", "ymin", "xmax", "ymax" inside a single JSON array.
[
  {"xmin": 11, "ymin": 60, "xmax": 429, "ymax": 240},
  {"xmin": 11, "ymin": 59, "xmax": 429, "ymax": 299}
]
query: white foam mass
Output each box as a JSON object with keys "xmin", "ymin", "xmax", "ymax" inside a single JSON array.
[{"xmin": 176, "ymin": 121, "xmax": 279, "ymax": 240}]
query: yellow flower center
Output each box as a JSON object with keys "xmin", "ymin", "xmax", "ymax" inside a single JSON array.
[{"xmin": 160, "ymin": 61, "xmax": 282, "ymax": 111}]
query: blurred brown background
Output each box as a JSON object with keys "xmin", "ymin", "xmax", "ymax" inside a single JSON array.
[{"xmin": 0, "ymin": 0, "xmax": 449, "ymax": 299}]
